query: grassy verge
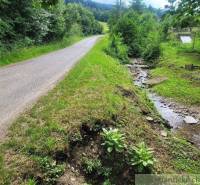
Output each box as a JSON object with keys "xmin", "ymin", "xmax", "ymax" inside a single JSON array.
[
  {"xmin": 0, "ymin": 35, "xmax": 82, "ymax": 67},
  {"xmin": 99, "ymin": 22, "xmax": 109, "ymax": 34},
  {"xmin": 0, "ymin": 37, "xmax": 200, "ymax": 185},
  {"xmin": 151, "ymin": 42, "xmax": 200, "ymax": 105}
]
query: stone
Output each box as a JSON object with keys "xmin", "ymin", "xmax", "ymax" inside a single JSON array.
[
  {"xmin": 125, "ymin": 64, "xmax": 133, "ymax": 69},
  {"xmin": 145, "ymin": 77, "xmax": 168, "ymax": 87},
  {"xmin": 184, "ymin": 116, "xmax": 198, "ymax": 124},
  {"xmin": 146, "ymin": 116, "xmax": 154, "ymax": 122},
  {"xmin": 71, "ymin": 178, "xmax": 76, "ymax": 182},
  {"xmin": 161, "ymin": 130, "xmax": 168, "ymax": 137}
]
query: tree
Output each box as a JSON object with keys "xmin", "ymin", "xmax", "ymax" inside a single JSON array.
[
  {"xmin": 177, "ymin": 0, "xmax": 200, "ymax": 16},
  {"xmin": 131, "ymin": 0, "xmax": 145, "ymax": 13}
]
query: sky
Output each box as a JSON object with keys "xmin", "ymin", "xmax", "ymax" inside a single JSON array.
[{"xmin": 94, "ymin": 0, "xmax": 168, "ymax": 8}]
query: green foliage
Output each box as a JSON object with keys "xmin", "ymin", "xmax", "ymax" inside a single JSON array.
[
  {"xmin": 129, "ymin": 142, "xmax": 156, "ymax": 172},
  {"xmin": 82, "ymin": 158, "xmax": 102, "ymax": 175},
  {"xmin": 110, "ymin": 10, "xmax": 161, "ymax": 61},
  {"xmin": 0, "ymin": 0, "xmax": 102, "ymax": 56},
  {"xmin": 36, "ymin": 157, "xmax": 65, "ymax": 184},
  {"xmin": 0, "ymin": 35, "xmax": 82, "ymax": 67},
  {"xmin": 26, "ymin": 179, "xmax": 37, "ymax": 185},
  {"xmin": 151, "ymin": 42, "xmax": 200, "ymax": 105},
  {"xmin": 177, "ymin": 0, "xmax": 200, "ymax": 16},
  {"xmin": 65, "ymin": 0, "xmax": 112, "ymax": 22},
  {"xmin": 64, "ymin": 3, "xmax": 103, "ymax": 36},
  {"xmin": 0, "ymin": 154, "xmax": 10, "ymax": 185},
  {"xmin": 131, "ymin": 0, "xmax": 146, "ymax": 13},
  {"xmin": 82, "ymin": 157, "xmax": 111, "ymax": 178},
  {"xmin": 101, "ymin": 128, "xmax": 126, "ymax": 153},
  {"xmin": 106, "ymin": 34, "xmax": 129, "ymax": 64},
  {"xmin": 103, "ymin": 179, "xmax": 112, "ymax": 185}
]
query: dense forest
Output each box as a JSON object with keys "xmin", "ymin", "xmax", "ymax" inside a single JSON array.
[
  {"xmin": 65, "ymin": 0, "xmax": 112, "ymax": 21},
  {"xmin": 0, "ymin": 0, "xmax": 103, "ymax": 55}
]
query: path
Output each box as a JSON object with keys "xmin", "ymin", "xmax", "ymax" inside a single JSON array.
[{"xmin": 0, "ymin": 36, "xmax": 100, "ymax": 138}]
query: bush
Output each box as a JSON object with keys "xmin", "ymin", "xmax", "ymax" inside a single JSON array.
[
  {"xmin": 105, "ymin": 34, "xmax": 129, "ymax": 64},
  {"xmin": 26, "ymin": 179, "xmax": 37, "ymax": 185},
  {"xmin": 36, "ymin": 157, "xmax": 65, "ymax": 184},
  {"xmin": 101, "ymin": 128, "xmax": 126, "ymax": 153},
  {"xmin": 64, "ymin": 3, "xmax": 103, "ymax": 36},
  {"xmin": 68, "ymin": 23, "xmax": 83, "ymax": 37},
  {"xmin": 129, "ymin": 142, "xmax": 156, "ymax": 173},
  {"xmin": 82, "ymin": 158, "xmax": 102, "ymax": 175},
  {"xmin": 110, "ymin": 10, "xmax": 161, "ymax": 62},
  {"xmin": 142, "ymin": 32, "xmax": 161, "ymax": 62},
  {"xmin": 82, "ymin": 157, "xmax": 111, "ymax": 178}
]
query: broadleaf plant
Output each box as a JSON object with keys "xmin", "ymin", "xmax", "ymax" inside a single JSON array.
[
  {"xmin": 101, "ymin": 128, "xmax": 126, "ymax": 153},
  {"xmin": 129, "ymin": 142, "xmax": 156, "ymax": 172}
]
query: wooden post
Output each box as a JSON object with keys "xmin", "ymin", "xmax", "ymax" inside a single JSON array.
[{"xmin": 192, "ymin": 32, "xmax": 196, "ymax": 50}]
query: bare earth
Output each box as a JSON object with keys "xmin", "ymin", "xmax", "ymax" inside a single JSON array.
[{"xmin": 0, "ymin": 36, "xmax": 100, "ymax": 139}]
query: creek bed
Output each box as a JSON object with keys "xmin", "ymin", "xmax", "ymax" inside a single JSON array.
[{"xmin": 128, "ymin": 58, "xmax": 200, "ymax": 148}]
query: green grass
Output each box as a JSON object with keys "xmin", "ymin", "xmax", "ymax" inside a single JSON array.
[
  {"xmin": 151, "ymin": 42, "xmax": 200, "ymax": 105},
  {"xmin": 0, "ymin": 35, "xmax": 82, "ymax": 67},
  {"xmin": 0, "ymin": 36, "xmax": 200, "ymax": 184},
  {"xmin": 99, "ymin": 22, "xmax": 109, "ymax": 34}
]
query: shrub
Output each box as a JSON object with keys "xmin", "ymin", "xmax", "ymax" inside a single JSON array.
[
  {"xmin": 105, "ymin": 34, "xmax": 129, "ymax": 64},
  {"xmin": 26, "ymin": 179, "xmax": 36, "ymax": 185},
  {"xmin": 36, "ymin": 157, "xmax": 65, "ymax": 184},
  {"xmin": 82, "ymin": 158, "xmax": 102, "ymax": 175},
  {"xmin": 82, "ymin": 158, "xmax": 111, "ymax": 177},
  {"xmin": 110, "ymin": 10, "xmax": 161, "ymax": 62},
  {"xmin": 101, "ymin": 128, "xmax": 126, "ymax": 153},
  {"xmin": 103, "ymin": 179, "xmax": 112, "ymax": 185},
  {"xmin": 129, "ymin": 142, "xmax": 156, "ymax": 173},
  {"xmin": 64, "ymin": 3, "xmax": 103, "ymax": 36}
]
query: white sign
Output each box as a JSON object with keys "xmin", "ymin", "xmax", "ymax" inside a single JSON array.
[{"xmin": 180, "ymin": 36, "xmax": 192, "ymax": 44}]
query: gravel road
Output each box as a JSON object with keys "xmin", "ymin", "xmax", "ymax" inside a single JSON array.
[{"xmin": 0, "ymin": 36, "xmax": 100, "ymax": 138}]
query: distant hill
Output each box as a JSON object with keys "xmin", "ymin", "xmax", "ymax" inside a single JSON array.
[{"xmin": 65, "ymin": 0, "xmax": 113, "ymax": 21}]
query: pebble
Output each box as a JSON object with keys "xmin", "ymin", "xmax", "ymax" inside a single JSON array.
[
  {"xmin": 184, "ymin": 116, "xmax": 198, "ymax": 124},
  {"xmin": 161, "ymin": 130, "xmax": 168, "ymax": 137},
  {"xmin": 146, "ymin": 116, "xmax": 154, "ymax": 122},
  {"xmin": 71, "ymin": 178, "xmax": 76, "ymax": 182}
]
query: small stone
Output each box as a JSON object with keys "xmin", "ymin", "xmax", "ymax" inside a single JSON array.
[
  {"xmin": 71, "ymin": 178, "xmax": 76, "ymax": 182},
  {"xmin": 146, "ymin": 116, "xmax": 154, "ymax": 122},
  {"xmin": 125, "ymin": 64, "xmax": 133, "ymax": 69},
  {"xmin": 71, "ymin": 167, "xmax": 75, "ymax": 173},
  {"xmin": 161, "ymin": 130, "xmax": 168, "ymax": 137},
  {"xmin": 184, "ymin": 116, "xmax": 198, "ymax": 124}
]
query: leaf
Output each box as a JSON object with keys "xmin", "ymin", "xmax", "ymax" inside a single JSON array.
[{"xmin": 107, "ymin": 147, "xmax": 113, "ymax": 153}]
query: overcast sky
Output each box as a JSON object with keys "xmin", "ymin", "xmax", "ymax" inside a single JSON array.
[{"xmin": 94, "ymin": 0, "xmax": 168, "ymax": 8}]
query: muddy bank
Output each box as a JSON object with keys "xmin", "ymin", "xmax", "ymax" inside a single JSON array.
[{"xmin": 127, "ymin": 58, "xmax": 200, "ymax": 148}]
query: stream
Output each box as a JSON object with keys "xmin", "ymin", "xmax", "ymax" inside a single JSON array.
[{"xmin": 128, "ymin": 58, "xmax": 200, "ymax": 148}]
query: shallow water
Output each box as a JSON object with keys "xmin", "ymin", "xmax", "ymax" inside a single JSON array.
[
  {"xmin": 148, "ymin": 93, "xmax": 185, "ymax": 128},
  {"xmin": 132, "ymin": 62, "xmax": 186, "ymax": 129},
  {"xmin": 131, "ymin": 59, "xmax": 200, "ymax": 148}
]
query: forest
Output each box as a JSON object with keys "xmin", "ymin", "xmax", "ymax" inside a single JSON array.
[
  {"xmin": 0, "ymin": 0, "xmax": 103, "ymax": 55},
  {"xmin": 0, "ymin": 0, "xmax": 200, "ymax": 185}
]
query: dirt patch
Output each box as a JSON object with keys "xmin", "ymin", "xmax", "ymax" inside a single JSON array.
[
  {"xmin": 58, "ymin": 168, "xmax": 86, "ymax": 185},
  {"xmin": 63, "ymin": 118, "xmax": 137, "ymax": 185}
]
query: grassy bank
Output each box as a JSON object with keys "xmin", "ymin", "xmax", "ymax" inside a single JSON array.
[
  {"xmin": 99, "ymin": 22, "xmax": 109, "ymax": 34},
  {"xmin": 151, "ymin": 42, "xmax": 200, "ymax": 105},
  {"xmin": 1, "ymin": 37, "xmax": 200, "ymax": 185},
  {"xmin": 0, "ymin": 35, "xmax": 82, "ymax": 67}
]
